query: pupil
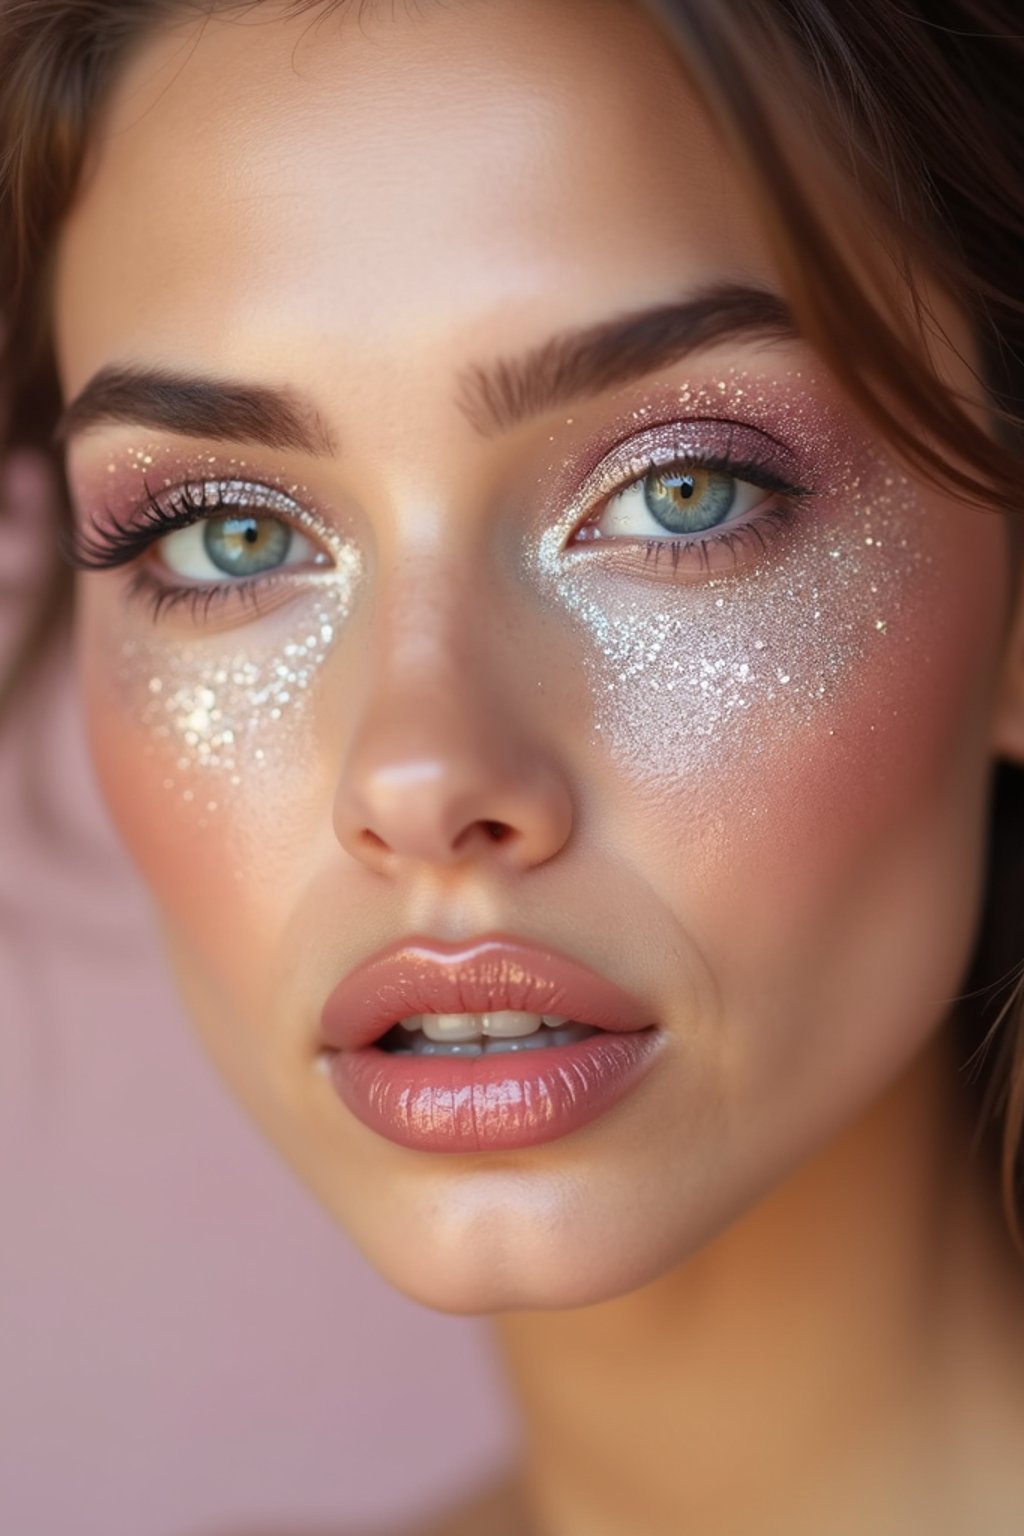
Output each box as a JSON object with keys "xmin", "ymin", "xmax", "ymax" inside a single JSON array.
[
  {"xmin": 204, "ymin": 514, "xmax": 291, "ymax": 575},
  {"xmin": 643, "ymin": 466, "xmax": 735, "ymax": 534}
]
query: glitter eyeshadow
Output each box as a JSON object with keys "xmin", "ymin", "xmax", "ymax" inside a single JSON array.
[
  {"xmin": 105, "ymin": 458, "xmax": 362, "ymax": 811},
  {"xmin": 531, "ymin": 369, "xmax": 931, "ymax": 780}
]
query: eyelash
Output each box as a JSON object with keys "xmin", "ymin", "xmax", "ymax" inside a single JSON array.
[
  {"xmin": 66, "ymin": 480, "xmax": 318, "ymax": 622},
  {"xmin": 67, "ymin": 438, "xmax": 811, "ymax": 622},
  {"xmin": 570, "ymin": 446, "xmax": 808, "ymax": 576}
]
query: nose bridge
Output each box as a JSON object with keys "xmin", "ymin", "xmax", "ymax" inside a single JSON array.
[
  {"xmin": 332, "ymin": 559, "xmax": 574, "ymax": 873},
  {"xmin": 363, "ymin": 550, "xmax": 504, "ymax": 731}
]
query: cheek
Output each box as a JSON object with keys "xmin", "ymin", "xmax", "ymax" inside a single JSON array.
[
  {"xmin": 546, "ymin": 467, "xmax": 1009, "ymax": 1096},
  {"xmin": 697, "ymin": 540, "xmax": 1000, "ymax": 1024},
  {"xmin": 74, "ymin": 581, "xmax": 353, "ymax": 1011}
]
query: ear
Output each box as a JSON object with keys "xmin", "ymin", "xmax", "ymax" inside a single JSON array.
[{"xmin": 992, "ymin": 559, "xmax": 1024, "ymax": 764}]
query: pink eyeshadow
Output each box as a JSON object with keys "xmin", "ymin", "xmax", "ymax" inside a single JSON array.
[{"xmin": 531, "ymin": 368, "xmax": 932, "ymax": 780}]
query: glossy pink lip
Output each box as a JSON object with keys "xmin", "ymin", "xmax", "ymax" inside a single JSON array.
[
  {"xmin": 320, "ymin": 933, "xmax": 655, "ymax": 1050},
  {"xmin": 320, "ymin": 934, "xmax": 664, "ymax": 1154}
]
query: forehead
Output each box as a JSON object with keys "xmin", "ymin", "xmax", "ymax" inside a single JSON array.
[{"xmin": 54, "ymin": 0, "xmax": 774, "ymax": 394}]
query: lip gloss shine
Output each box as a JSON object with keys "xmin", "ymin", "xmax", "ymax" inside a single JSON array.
[{"xmin": 320, "ymin": 935, "xmax": 666, "ymax": 1153}]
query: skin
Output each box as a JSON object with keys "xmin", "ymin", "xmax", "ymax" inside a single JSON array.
[{"xmin": 52, "ymin": 1, "xmax": 1024, "ymax": 1531}]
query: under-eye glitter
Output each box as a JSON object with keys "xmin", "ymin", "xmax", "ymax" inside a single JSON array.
[
  {"xmin": 104, "ymin": 459, "xmax": 361, "ymax": 808},
  {"xmin": 531, "ymin": 369, "xmax": 931, "ymax": 780},
  {"xmin": 128, "ymin": 594, "xmax": 348, "ymax": 783}
]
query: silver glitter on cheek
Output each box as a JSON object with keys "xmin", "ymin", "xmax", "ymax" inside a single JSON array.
[
  {"xmin": 129, "ymin": 586, "xmax": 354, "ymax": 791},
  {"xmin": 102, "ymin": 466, "xmax": 362, "ymax": 812},
  {"xmin": 531, "ymin": 371, "xmax": 932, "ymax": 781}
]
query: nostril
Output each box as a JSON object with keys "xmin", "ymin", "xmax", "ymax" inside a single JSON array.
[
  {"xmin": 355, "ymin": 820, "xmax": 512, "ymax": 859},
  {"xmin": 450, "ymin": 818, "xmax": 514, "ymax": 854}
]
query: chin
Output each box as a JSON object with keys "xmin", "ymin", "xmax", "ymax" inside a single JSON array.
[
  {"xmin": 368, "ymin": 1234, "xmax": 658, "ymax": 1316},
  {"xmin": 323, "ymin": 1170, "xmax": 717, "ymax": 1315}
]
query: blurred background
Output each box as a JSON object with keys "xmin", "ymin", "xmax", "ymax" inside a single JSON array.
[{"xmin": 0, "ymin": 465, "xmax": 518, "ymax": 1536}]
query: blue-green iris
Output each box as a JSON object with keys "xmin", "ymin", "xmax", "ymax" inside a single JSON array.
[
  {"xmin": 644, "ymin": 467, "xmax": 736, "ymax": 533},
  {"xmin": 203, "ymin": 515, "xmax": 291, "ymax": 576}
]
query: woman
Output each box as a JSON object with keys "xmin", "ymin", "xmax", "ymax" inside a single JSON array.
[{"xmin": 2, "ymin": 1, "xmax": 1023, "ymax": 1531}]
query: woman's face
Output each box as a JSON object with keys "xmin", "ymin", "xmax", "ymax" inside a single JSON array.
[{"xmin": 54, "ymin": 0, "xmax": 1017, "ymax": 1310}]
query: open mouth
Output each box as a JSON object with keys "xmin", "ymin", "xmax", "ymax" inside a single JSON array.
[
  {"xmin": 321, "ymin": 936, "xmax": 662, "ymax": 1151},
  {"xmin": 374, "ymin": 1012, "xmax": 604, "ymax": 1057}
]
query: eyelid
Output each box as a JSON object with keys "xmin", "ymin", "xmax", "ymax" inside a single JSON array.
[
  {"xmin": 536, "ymin": 416, "xmax": 815, "ymax": 584},
  {"xmin": 569, "ymin": 419, "xmax": 811, "ymax": 525},
  {"xmin": 67, "ymin": 477, "xmax": 344, "ymax": 573}
]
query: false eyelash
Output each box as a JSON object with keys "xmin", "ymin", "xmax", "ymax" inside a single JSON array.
[
  {"xmin": 63, "ymin": 479, "xmax": 316, "ymax": 624},
  {"xmin": 65, "ymin": 480, "xmax": 233, "ymax": 572}
]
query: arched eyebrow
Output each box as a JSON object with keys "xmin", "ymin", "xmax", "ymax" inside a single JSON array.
[
  {"xmin": 56, "ymin": 367, "xmax": 337, "ymax": 455},
  {"xmin": 456, "ymin": 282, "xmax": 798, "ymax": 436},
  {"xmin": 57, "ymin": 283, "xmax": 796, "ymax": 453}
]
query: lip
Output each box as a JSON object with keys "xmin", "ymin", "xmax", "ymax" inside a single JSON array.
[{"xmin": 319, "ymin": 933, "xmax": 664, "ymax": 1154}]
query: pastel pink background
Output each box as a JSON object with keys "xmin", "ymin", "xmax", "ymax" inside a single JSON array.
[{"xmin": 0, "ymin": 523, "xmax": 518, "ymax": 1534}]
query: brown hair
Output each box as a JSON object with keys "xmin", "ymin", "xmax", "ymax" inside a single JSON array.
[{"xmin": 2, "ymin": 0, "xmax": 1024, "ymax": 1233}]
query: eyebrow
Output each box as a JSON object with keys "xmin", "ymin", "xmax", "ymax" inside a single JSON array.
[
  {"xmin": 56, "ymin": 366, "xmax": 337, "ymax": 455},
  {"xmin": 456, "ymin": 282, "xmax": 798, "ymax": 436},
  {"xmin": 57, "ymin": 283, "xmax": 796, "ymax": 455}
]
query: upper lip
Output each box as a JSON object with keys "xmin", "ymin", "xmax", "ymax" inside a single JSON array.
[{"xmin": 320, "ymin": 933, "xmax": 656, "ymax": 1052}]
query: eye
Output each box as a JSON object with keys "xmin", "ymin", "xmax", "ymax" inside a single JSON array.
[
  {"xmin": 593, "ymin": 462, "xmax": 771, "ymax": 540},
  {"xmin": 154, "ymin": 513, "xmax": 322, "ymax": 581}
]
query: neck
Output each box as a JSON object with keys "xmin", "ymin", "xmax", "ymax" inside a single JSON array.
[{"xmin": 493, "ymin": 1034, "xmax": 1024, "ymax": 1536}]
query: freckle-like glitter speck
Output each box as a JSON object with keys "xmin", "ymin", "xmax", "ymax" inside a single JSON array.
[
  {"xmin": 106, "ymin": 460, "xmax": 361, "ymax": 810},
  {"xmin": 532, "ymin": 369, "xmax": 932, "ymax": 780}
]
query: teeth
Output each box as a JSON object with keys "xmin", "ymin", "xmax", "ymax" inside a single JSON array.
[
  {"xmin": 386, "ymin": 1021, "xmax": 600, "ymax": 1056},
  {"xmin": 420, "ymin": 1013, "xmax": 482, "ymax": 1042},
  {"xmin": 484, "ymin": 1011, "xmax": 564, "ymax": 1038},
  {"xmin": 406, "ymin": 1011, "xmax": 570, "ymax": 1042}
]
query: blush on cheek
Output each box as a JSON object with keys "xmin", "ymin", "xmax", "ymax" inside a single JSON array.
[
  {"xmin": 83, "ymin": 685, "xmax": 282, "ymax": 956},
  {"xmin": 76, "ymin": 582, "xmax": 360, "ymax": 986},
  {"xmin": 704, "ymin": 551, "xmax": 1000, "ymax": 933},
  {"xmin": 603, "ymin": 490, "xmax": 1006, "ymax": 1078}
]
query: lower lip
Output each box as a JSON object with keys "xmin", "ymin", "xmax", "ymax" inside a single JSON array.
[{"xmin": 327, "ymin": 1028, "xmax": 664, "ymax": 1153}]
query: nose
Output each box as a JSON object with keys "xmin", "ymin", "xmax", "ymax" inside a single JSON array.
[{"xmin": 332, "ymin": 625, "xmax": 574, "ymax": 877}]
